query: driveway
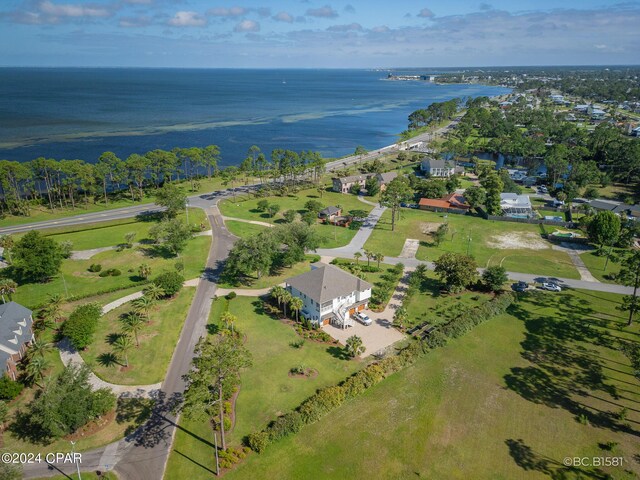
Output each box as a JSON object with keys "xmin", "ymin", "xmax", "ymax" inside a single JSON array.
[{"xmin": 323, "ymin": 311, "xmax": 405, "ymax": 358}]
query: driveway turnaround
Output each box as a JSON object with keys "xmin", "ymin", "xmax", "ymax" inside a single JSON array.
[{"xmin": 323, "ymin": 314, "xmax": 405, "ymax": 358}]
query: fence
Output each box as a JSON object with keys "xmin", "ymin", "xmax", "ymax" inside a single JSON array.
[{"xmin": 476, "ymin": 207, "xmax": 576, "ymax": 228}]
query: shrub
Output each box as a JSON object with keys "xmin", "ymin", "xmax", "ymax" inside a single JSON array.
[
  {"xmin": 247, "ymin": 431, "xmax": 271, "ymax": 453},
  {"xmin": 267, "ymin": 411, "xmax": 304, "ymax": 441},
  {"xmin": 62, "ymin": 302, "xmax": 102, "ymax": 350},
  {"xmin": 225, "ymin": 291, "xmax": 237, "ymax": 301},
  {"xmin": 307, "ymin": 254, "xmax": 321, "ymax": 263},
  {"xmin": 0, "ymin": 376, "xmax": 23, "ymax": 400},
  {"xmin": 88, "ymin": 263, "xmax": 102, "ymax": 273},
  {"xmin": 98, "ymin": 268, "xmax": 121, "ymax": 277},
  {"xmin": 299, "ymin": 386, "xmax": 346, "ymax": 423},
  {"xmin": 290, "ymin": 365, "xmax": 306, "ymax": 375},
  {"xmin": 153, "ymin": 271, "xmax": 184, "ymax": 297}
]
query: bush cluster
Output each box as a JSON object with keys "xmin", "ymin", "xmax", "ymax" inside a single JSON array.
[
  {"xmin": 88, "ymin": 263, "xmax": 102, "ymax": 273},
  {"xmin": 62, "ymin": 302, "xmax": 102, "ymax": 350},
  {"xmin": 370, "ymin": 264, "xmax": 404, "ymax": 310},
  {"xmin": 98, "ymin": 268, "xmax": 121, "ymax": 277},
  {"xmin": 217, "ymin": 446, "xmax": 250, "ymax": 470},
  {"xmin": 0, "ymin": 376, "xmax": 24, "ymax": 400},
  {"xmin": 153, "ymin": 271, "xmax": 184, "ymax": 297},
  {"xmin": 247, "ymin": 292, "xmax": 514, "ymax": 454}
]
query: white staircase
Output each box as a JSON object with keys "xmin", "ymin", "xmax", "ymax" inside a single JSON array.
[{"xmin": 332, "ymin": 299, "xmax": 354, "ymax": 329}]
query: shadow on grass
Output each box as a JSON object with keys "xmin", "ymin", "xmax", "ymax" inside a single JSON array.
[
  {"xmin": 139, "ymin": 245, "xmax": 177, "ymax": 260},
  {"xmin": 504, "ymin": 291, "xmax": 640, "ymax": 437},
  {"xmin": 506, "ymin": 438, "xmax": 611, "ymax": 479},
  {"xmin": 98, "ymin": 352, "xmax": 119, "ymax": 368},
  {"xmin": 326, "ymin": 346, "xmax": 350, "ymax": 360},
  {"xmin": 117, "ymin": 396, "xmax": 154, "ymax": 436},
  {"xmin": 173, "ymin": 449, "xmax": 217, "ymax": 476}
]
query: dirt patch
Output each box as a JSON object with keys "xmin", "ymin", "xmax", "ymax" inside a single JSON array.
[
  {"xmin": 420, "ymin": 222, "xmax": 443, "ymax": 235},
  {"xmin": 288, "ymin": 368, "xmax": 319, "ymax": 380},
  {"xmin": 65, "ymin": 409, "xmax": 116, "ymax": 441},
  {"xmin": 487, "ymin": 232, "xmax": 549, "ymax": 250},
  {"xmin": 119, "ymin": 365, "xmax": 134, "ymax": 373}
]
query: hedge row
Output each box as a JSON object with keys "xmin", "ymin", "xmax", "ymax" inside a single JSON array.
[
  {"xmin": 370, "ymin": 263, "xmax": 404, "ymax": 310},
  {"xmin": 246, "ymin": 292, "xmax": 515, "ymax": 454}
]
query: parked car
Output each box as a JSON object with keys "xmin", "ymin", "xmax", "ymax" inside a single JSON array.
[
  {"xmin": 408, "ymin": 204, "xmax": 419, "ymax": 209},
  {"xmin": 538, "ymin": 186, "xmax": 548, "ymax": 193},
  {"xmin": 511, "ymin": 281, "xmax": 529, "ymax": 292},
  {"xmin": 540, "ymin": 282, "xmax": 561, "ymax": 292},
  {"xmin": 553, "ymin": 199, "xmax": 565, "ymax": 206},
  {"xmin": 354, "ymin": 312, "xmax": 372, "ymax": 326}
]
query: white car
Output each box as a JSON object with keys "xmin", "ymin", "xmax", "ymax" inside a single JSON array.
[
  {"xmin": 354, "ymin": 312, "xmax": 372, "ymax": 326},
  {"xmin": 540, "ymin": 282, "xmax": 561, "ymax": 292}
]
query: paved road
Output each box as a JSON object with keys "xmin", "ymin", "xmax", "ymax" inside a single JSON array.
[{"xmin": 22, "ymin": 192, "xmax": 237, "ymax": 480}]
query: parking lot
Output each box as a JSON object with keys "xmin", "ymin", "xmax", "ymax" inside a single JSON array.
[{"xmin": 322, "ymin": 311, "xmax": 405, "ymax": 358}]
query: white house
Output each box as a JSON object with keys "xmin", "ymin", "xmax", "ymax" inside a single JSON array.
[
  {"xmin": 420, "ymin": 158, "xmax": 455, "ymax": 178},
  {"xmin": 500, "ymin": 193, "xmax": 534, "ymax": 217},
  {"xmin": 285, "ymin": 263, "xmax": 372, "ymax": 329}
]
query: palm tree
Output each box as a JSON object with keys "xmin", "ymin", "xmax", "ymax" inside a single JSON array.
[
  {"xmin": 375, "ymin": 252, "xmax": 385, "ymax": 269},
  {"xmin": 220, "ymin": 311, "xmax": 237, "ymax": 332},
  {"xmin": 282, "ymin": 290, "xmax": 292, "ymax": 318},
  {"xmin": 351, "ymin": 265, "xmax": 363, "ymax": 279},
  {"xmin": 121, "ymin": 312, "xmax": 146, "ymax": 347},
  {"xmin": 24, "ymin": 356, "xmax": 50, "ymax": 387},
  {"xmin": 27, "ymin": 339, "xmax": 52, "ymax": 360},
  {"xmin": 0, "ymin": 234, "xmax": 14, "ymax": 263},
  {"xmin": 270, "ymin": 285, "xmax": 286, "ymax": 312},
  {"xmin": 289, "ymin": 297, "xmax": 304, "ymax": 322},
  {"xmin": 144, "ymin": 284, "xmax": 165, "ymax": 301},
  {"xmin": 364, "ymin": 249, "xmax": 374, "ymax": 267},
  {"xmin": 345, "ymin": 335, "xmax": 365, "ymax": 358},
  {"xmin": 113, "ymin": 334, "xmax": 134, "ymax": 367},
  {"xmin": 0, "ymin": 279, "xmax": 17, "ymax": 303},
  {"xmin": 132, "ymin": 295, "xmax": 154, "ymax": 321},
  {"xmin": 138, "ymin": 263, "xmax": 151, "ymax": 280},
  {"xmin": 40, "ymin": 293, "xmax": 64, "ymax": 324},
  {"xmin": 353, "ymin": 252, "xmax": 362, "ymax": 265},
  {"xmin": 393, "ymin": 306, "xmax": 408, "ymax": 329}
]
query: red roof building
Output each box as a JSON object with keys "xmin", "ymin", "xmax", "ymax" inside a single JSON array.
[{"xmin": 419, "ymin": 193, "xmax": 470, "ymax": 213}]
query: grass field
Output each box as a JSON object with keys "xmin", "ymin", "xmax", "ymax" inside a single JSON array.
[
  {"xmin": 580, "ymin": 249, "xmax": 623, "ymax": 283},
  {"xmin": 0, "ymin": 175, "xmax": 240, "ymax": 228},
  {"xmin": 224, "ymin": 289, "xmax": 640, "ymax": 480},
  {"xmin": 403, "ymin": 270, "xmax": 494, "ymax": 329},
  {"xmin": 364, "ymin": 209, "xmax": 580, "ymax": 279},
  {"xmin": 218, "ymin": 187, "xmax": 373, "ymax": 225},
  {"xmin": 225, "ymin": 220, "xmax": 270, "ymax": 238},
  {"xmin": 80, "ymin": 286, "xmax": 196, "ymax": 385},
  {"xmin": 6, "ymin": 235, "xmax": 210, "ymax": 308},
  {"xmin": 165, "ymin": 295, "xmax": 362, "ymax": 479}
]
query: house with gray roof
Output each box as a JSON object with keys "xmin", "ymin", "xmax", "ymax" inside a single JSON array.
[
  {"xmin": 376, "ymin": 171, "xmax": 398, "ymax": 191},
  {"xmin": 332, "ymin": 174, "xmax": 374, "ymax": 193},
  {"xmin": 420, "ymin": 158, "xmax": 456, "ymax": 177},
  {"xmin": 285, "ymin": 263, "xmax": 372, "ymax": 329},
  {"xmin": 0, "ymin": 302, "xmax": 34, "ymax": 380}
]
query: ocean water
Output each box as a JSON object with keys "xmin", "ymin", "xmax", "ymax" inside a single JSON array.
[{"xmin": 0, "ymin": 68, "xmax": 510, "ymax": 165}]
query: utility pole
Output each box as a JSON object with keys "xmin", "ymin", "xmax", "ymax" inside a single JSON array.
[{"xmin": 70, "ymin": 441, "xmax": 81, "ymax": 480}]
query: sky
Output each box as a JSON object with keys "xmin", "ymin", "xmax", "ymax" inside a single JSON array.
[{"xmin": 0, "ymin": 0, "xmax": 639, "ymax": 68}]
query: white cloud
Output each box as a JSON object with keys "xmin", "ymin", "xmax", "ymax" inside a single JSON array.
[
  {"xmin": 273, "ymin": 11, "xmax": 294, "ymax": 23},
  {"xmin": 327, "ymin": 22, "xmax": 362, "ymax": 32},
  {"xmin": 119, "ymin": 15, "xmax": 152, "ymax": 28},
  {"xmin": 167, "ymin": 11, "xmax": 207, "ymax": 27},
  {"xmin": 417, "ymin": 8, "xmax": 435, "ymax": 18},
  {"xmin": 234, "ymin": 19, "xmax": 259, "ymax": 32},
  {"xmin": 207, "ymin": 6, "xmax": 249, "ymax": 17},
  {"xmin": 39, "ymin": 0, "xmax": 112, "ymax": 18},
  {"xmin": 306, "ymin": 5, "xmax": 338, "ymax": 18}
]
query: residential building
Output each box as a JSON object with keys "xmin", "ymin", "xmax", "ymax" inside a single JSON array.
[
  {"xmin": 418, "ymin": 193, "xmax": 471, "ymax": 214},
  {"xmin": 500, "ymin": 193, "xmax": 534, "ymax": 217},
  {"xmin": 332, "ymin": 174, "xmax": 374, "ymax": 193},
  {"xmin": 589, "ymin": 199, "xmax": 640, "ymax": 221},
  {"xmin": 285, "ymin": 263, "xmax": 372, "ymax": 329},
  {"xmin": 420, "ymin": 158, "xmax": 455, "ymax": 178},
  {"xmin": 376, "ymin": 171, "xmax": 398, "ymax": 191},
  {"xmin": 318, "ymin": 206, "xmax": 342, "ymax": 221},
  {"xmin": 0, "ymin": 302, "xmax": 34, "ymax": 380}
]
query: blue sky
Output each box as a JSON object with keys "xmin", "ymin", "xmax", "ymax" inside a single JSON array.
[{"xmin": 1, "ymin": 0, "xmax": 639, "ymax": 67}]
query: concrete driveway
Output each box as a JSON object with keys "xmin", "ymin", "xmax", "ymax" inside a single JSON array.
[{"xmin": 323, "ymin": 311, "xmax": 405, "ymax": 358}]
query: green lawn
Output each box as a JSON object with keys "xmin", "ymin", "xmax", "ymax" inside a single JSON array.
[
  {"xmin": 225, "ymin": 220, "xmax": 270, "ymax": 238},
  {"xmin": 224, "ymin": 289, "xmax": 640, "ymax": 480},
  {"xmin": 7, "ymin": 235, "xmax": 210, "ymax": 308},
  {"xmin": 218, "ymin": 187, "xmax": 373, "ymax": 225},
  {"xmin": 165, "ymin": 296, "xmax": 362, "ymax": 479},
  {"xmin": 364, "ymin": 209, "xmax": 580, "ymax": 279},
  {"xmin": 217, "ymin": 256, "xmax": 318, "ymax": 290},
  {"xmin": 19, "ymin": 208, "xmax": 206, "ymax": 250},
  {"xmin": 80, "ymin": 286, "xmax": 196, "ymax": 385},
  {"xmin": 0, "ymin": 175, "xmax": 243, "ymax": 228},
  {"xmin": 34, "ymin": 474, "xmax": 118, "ymax": 480},
  {"xmin": 403, "ymin": 271, "xmax": 494, "ymax": 329},
  {"xmin": 580, "ymin": 249, "xmax": 623, "ymax": 283}
]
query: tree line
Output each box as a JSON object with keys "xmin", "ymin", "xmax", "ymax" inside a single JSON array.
[{"xmin": 0, "ymin": 144, "xmax": 327, "ymax": 217}]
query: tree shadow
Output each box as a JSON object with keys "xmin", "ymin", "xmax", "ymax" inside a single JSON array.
[
  {"xmin": 505, "ymin": 438, "xmax": 611, "ymax": 479},
  {"xmin": 116, "ymin": 396, "xmax": 154, "ymax": 436},
  {"xmin": 326, "ymin": 346, "xmax": 350, "ymax": 360},
  {"xmin": 173, "ymin": 449, "xmax": 217, "ymax": 476},
  {"xmin": 139, "ymin": 245, "xmax": 177, "ymax": 260},
  {"xmin": 106, "ymin": 333, "xmax": 123, "ymax": 346},
  {"xmin": 97, "ymin": 352, "xmax": 119, "ymax": 368},
  {"xmin": 123, "ymin": 390, "xmax": 184, "ymax": 448}
]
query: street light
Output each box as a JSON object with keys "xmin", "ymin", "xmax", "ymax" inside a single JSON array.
[{"xmin": 70, "ymin": 441, "xmax": 81, "ymax": 480}]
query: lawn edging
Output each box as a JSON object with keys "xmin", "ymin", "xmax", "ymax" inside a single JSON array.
[{"xmin": 246, "ymin": 291, "xmax": 515, "ymax": 454}]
